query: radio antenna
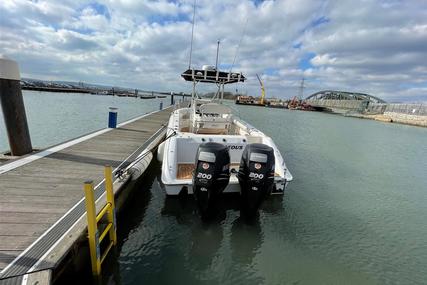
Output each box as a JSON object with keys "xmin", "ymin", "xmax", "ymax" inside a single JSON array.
[
  {"xmin": 230, "ymin": 17, "xmax": 248, "ymax": 72},
  {"xmin": 215, "ymin": 40, "xmax": 220, "ymax": 70},
  {"xmin": 188, "ymin": 0, "xmax": 197, "ymax": 69}
]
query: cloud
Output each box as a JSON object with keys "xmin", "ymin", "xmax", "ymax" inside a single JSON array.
[
  {"xmin": 297, "ymin": 0, "xmax": 427, "ymax": 101},
  {"xmin": 0, "ymin": 0, "xmax": 426, "ymax": 102}
]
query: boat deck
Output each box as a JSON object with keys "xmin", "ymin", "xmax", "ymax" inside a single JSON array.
[{"xmin": 0, "ymin": 108, "xmax": 172, "ymax": 284}]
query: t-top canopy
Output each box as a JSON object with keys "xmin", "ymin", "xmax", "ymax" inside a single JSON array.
[{"xmin": 181, "ymin": 68, "xmax": 245, "ymax": 84}]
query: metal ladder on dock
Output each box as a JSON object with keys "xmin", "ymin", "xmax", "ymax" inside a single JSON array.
[{"xmin": 83, "ymin": 165, "xmax": 117, "ymax": 277}]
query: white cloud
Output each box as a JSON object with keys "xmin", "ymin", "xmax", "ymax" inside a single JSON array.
[
  {"xmin": 0, "ymin": 0, "xmax": 426, "ymax": 102},
  {"xmin": 311, "ymin": 54, "xmax": 336, "ymax": 66}
]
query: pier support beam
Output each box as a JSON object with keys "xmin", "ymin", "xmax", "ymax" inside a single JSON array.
[{"xmin": 0, "ymin": 57, "xmax": 32, "ymax": 156}]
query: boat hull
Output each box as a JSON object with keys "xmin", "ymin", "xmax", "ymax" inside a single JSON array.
[{"xmin": 161, "ymin": 177, "xmax": 289, "ymax": 195}]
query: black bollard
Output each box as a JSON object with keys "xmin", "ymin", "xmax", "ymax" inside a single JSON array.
[
  {"xmin": 0, "ymin": 58, "xmax": 32, "ymax": 156},
  {"xmin": 170, "ymin": 92, "xmax": 174, "ymax": 105}
]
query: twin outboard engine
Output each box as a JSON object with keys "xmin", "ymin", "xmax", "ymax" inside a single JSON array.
[
  {"xmin": 238, "ymin": 143, "xmax": 275, "ymax": 217},
  {"xmin": 193, "ymin": 142, "xmax": 230, "ymax": 218}
]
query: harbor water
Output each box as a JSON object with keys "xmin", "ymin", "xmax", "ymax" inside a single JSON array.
[
  {"xmin": 1, "ymin": 93, "xmax": 426, "ymax": 284},
  {"xmin": 109, "ymin": 104, "xmax": 426, "ymax": 285},
  {"xmin": 0, "ymin": 90, "xmax": 164, "ymax": 153}
]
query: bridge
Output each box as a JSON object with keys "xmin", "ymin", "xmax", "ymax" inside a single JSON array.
[{"xmin": 304, "ymin": 90, "xmax": 386, "ymax": 112}]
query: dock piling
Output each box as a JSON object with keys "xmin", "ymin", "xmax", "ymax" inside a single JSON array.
[{"xmin": 0, "ymin": 57, "xmax": 33, "ymax": 156}]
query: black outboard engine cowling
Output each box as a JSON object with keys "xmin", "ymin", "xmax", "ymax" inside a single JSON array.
[
  {"xmin": 238, "ymin": 143, "xmax": 275, "ymax": 217},
  {"xmin": 193, "ymin": 142, "xmax": 230, "ymax": 218}
]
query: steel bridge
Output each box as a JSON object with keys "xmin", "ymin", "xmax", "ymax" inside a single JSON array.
[
  {"xmin": 306, "ymin": 90, "xmax": 386, "ymax": 103},
  {"xmin": 304, "ymin": 90, "xmax": 387, "ymax": 112}
]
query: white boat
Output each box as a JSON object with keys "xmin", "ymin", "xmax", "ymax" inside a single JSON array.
[{"xmin": 157, "ymin": 67, "xmax": 293, "ymax": 217}]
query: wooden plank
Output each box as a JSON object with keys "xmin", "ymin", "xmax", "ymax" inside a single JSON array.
[
  {"xmin": 0, "ymin": 181, "xmax": 82, "ymax": 191},
  {"xmin": 0, "ymin": 236, "xmax": 37, "ymax": 251},
  {"xmin": 0, "ymin": 174, "xmax": 98, "ymax": 184},
  {"xmin": 0, "ymin": 212, "xmax": 59, "ymax": 224},
  {"xmin": 0, "ymin": 223, "xmax": 51, "ymax": 237},
  {"xmin": 6, "ymin": 164, "xmax": 104, "ymax": 178},
  {"xmin": 0, "ymin": 250, "xmax": 20, "ymax": 270},
  {"xmin": 0, "ymin": 194, "xmax": 78, "ymax": 204},
  {"xmin": 0, "ymin": 203, "xmax": 71, "ymax": 214}
]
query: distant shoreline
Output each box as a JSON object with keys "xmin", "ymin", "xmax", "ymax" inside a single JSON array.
[
  {"xmin": 21, "ymin": 85, "xmax": 139, "ymax": 97},
  {"xmin": 22, "ymin": 85, "xmax": 93, "ymax": 93}
]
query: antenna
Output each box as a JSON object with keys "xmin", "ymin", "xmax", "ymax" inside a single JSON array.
[
  {"xmin": 188, "ymin": 0, "xmax": 197, "ymax": 69},
  {"xmin": 215, "ymin": 40, "xmax": 220, "ymax": 70},
  {"xmin": 230, "ymin": 18, "xmax": 248, "ymax": 72}
]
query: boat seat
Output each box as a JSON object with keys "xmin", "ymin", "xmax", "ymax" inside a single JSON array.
[
  {"xmin": 199, "ymin": 103, "xmax": 232, "ymax": 115},
  {"xmin": 193, "ymin": 115, "xmax": 232, "ymax": 134},
  {"xmin": 196, "ymin": 128, "xmax": 228, "ymax": 135},
  {"xmin": 246, "ymin": 136, "xmax": 263, "ymax": 143}
]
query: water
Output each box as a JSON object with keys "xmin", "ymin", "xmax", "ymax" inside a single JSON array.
[
  {"xmin": 2, "ymin": 95, "xmax": 426, "ymax": 284},
  {"xmin": 0, "ymin": 90, "xmax": 166, "ymax": 152},
  {"xmin": 101, "ymin": 106, "xmax": 426, "ymax": 285}
]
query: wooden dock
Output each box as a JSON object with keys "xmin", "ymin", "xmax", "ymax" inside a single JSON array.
[{"xmin": 0, "ymin": 107, "xmax": 173, "ymax": 284}]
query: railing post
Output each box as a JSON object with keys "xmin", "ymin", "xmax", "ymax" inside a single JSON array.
[
  {"xmin": 104, "ymin": 165, "xmax": 117, "ymax": 245},
  {"xmin": 84, "ymin": 180, "xmax": 101, "ymax": 276}
]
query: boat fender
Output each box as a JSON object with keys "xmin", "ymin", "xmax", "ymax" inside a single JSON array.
[
  {"xmin": 127, "ymin": 151, "xmax": 153, "ymax": 181},
  {"xmin": 157, "ymin": 141, "xmax": 165, "ymax": 162}
]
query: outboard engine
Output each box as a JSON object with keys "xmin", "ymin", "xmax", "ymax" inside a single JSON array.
[
  {"xmin": 238, "ymin": 143, "xmax": 275, "ymax": 217},
  {"xmin": 193, "ymin": 142, "xmax": 230, "ymax": 218}
]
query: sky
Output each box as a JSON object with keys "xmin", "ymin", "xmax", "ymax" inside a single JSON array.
[{"xmin": 1, "ymin": 0, "xmax": 426, "ymax": 102}]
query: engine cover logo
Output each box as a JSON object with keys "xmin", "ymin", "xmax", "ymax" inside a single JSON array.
[
  {"xmin": 197, "ymin": 173, "xmax": 212, "ymax": 179},
  {"xmin": 227, "ymin": 145, "xmax": 243, "ymax": 150},
  {"xmin": 202, "ymin": 163, "xmax": 210, "ymax": 170},
  {"xmin": 249, "ymin": 172, "xmax": 264, "ymax": 179},
  {"xmin": 254, "ymin": 163, "xmax": 261, "ymax": 170}
]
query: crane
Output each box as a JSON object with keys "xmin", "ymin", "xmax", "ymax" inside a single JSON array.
[{"xmin": 256, "ymin": 74, "xmax": 265, "ymax": 105}]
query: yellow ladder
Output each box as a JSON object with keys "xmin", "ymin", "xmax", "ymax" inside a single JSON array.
[{"xmin": 83, "ymin": 165, "xmax": 117, "ymax": 277}]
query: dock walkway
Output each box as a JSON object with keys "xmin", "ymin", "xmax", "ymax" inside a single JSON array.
[{"xmin": 0, "ymin": 107, "xmax": 172, "ymax": 284}]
